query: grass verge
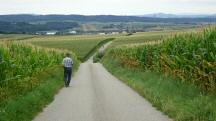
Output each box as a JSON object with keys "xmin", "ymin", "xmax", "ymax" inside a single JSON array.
[
  {"xmin": 102, "ymin": 56, "xmax": 216, "ymax": 121},
  {"xmin": 0, "ymin": 66, "xmax": 78, "ymax": 121},
  {"xmin": 93, "ymin": 51, "xmax": 104, "ymax": 63},
  {"xmin": 82, "ymin": 38, "xmax": 114, "ymax": 62}
]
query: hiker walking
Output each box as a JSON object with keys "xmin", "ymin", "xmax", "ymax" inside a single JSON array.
[{"xmin": 62, "ymin": 53, "xmax": 73, "ymax": 87}]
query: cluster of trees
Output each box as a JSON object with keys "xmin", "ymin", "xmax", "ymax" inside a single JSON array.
[{"xmin": 0, "ymin": 21, "xmax": 79, "ymax": 34}]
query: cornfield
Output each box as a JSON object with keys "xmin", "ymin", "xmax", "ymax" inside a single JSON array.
[
  {"xmin": 0, "ymin": 41, "xmax": 78, "ymax": 103},
  {"xmin": 110, "ymin": 28, "xmax": 216, "ymax": 92}
]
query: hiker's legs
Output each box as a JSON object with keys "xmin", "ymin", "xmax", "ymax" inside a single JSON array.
[
  {"xmin": 67, "ymin": 69, "xmax": 72, "ymax": 86},
  {"xmin": 64, "ymin": 67, "xmax": 68, "ymax": 86},
  {"xmin": 64, "ymin": 67, "xmax": 72, "ymax": 87}
]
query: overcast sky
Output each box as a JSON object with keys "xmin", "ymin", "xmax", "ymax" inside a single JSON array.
[{"xmin": 0, "ymin": 0, "xmax": 215, "ymax": 15}]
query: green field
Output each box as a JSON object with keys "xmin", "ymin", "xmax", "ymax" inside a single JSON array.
[
  {"xmin": 102, "ymin": 27, "xmax": 216, "ymax": 121},
  {"xmin": 1, "ymin": 26, "xmax": 213, "ymax": 121},
  {"xmin": 112, "ymin": 29, "xmax": 200, "ymax": 47},
  {"xmin": 26, "ymin": 35, "xmax": 120, "ymax": 60},
  {"xmin": 0, "ymin": 34, "xmax": 36, "ymax": 41},
  {"xmin": 110, "ymin": 28, "xmax": 216, "ymax": 92},
  {"xmin": 9, "ymin": 29, "xmax": 196, "ymax": 62},
  {"xmin": 0, "ymin": 41, "xmax": 80, "ymax": 121},
  {"xmin": 102, "ymin": 57, "xmax": 216, "ymax": 121}
]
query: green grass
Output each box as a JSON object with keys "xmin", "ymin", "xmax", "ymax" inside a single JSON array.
[
  {"xmin": 0, "ymin": 34, "xmax": 36, "ymax": 41},
  {"xmin": 93, "ymin": 51, "xmax": 104, "ymax": 63},
  {"xmin": 0, "ymin": 41, "xmax": 80, "ymax": 121},
  {"xmin": 110, "ymin": 28, "xmax": 216, "ymax": 92},
  {"xmin": 83, "ymin": 38, "xmax": 114, "ymax": 61},
  {"xmin": 102, "ymin": 56, "xmax": 216, "ymax": 121},
  {"xmin": 26, "ymin": 35, "xmax": 117, "ymax": 60},
  {"xmin": 25, "ymin": 31, "xmax": 182, "ymax": 60},
  {"xmin": 24, "ymin": 30, "xmax": 191, "ymax": 61},
  {"xmin": 0, "ymin": 67, "xmax": 65, "ymax": 121},
  {"xmin": 112, "ymin": 30, "xmax": 182, "ymax": 47},
  {"xmin": 110, "ymin": 28, "xmax": 203, "ymax": 48}
]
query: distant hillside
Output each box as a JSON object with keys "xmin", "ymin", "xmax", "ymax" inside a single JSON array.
[
  {"xmin": 142, "ymin": 13, "xmax": 216, "ymax": 18},
  {"xmin": 0, "ymin": 21, "xmax": 79, "ymax": 34},
  {"xmin": 0, "ymin": 14, "xmax": 215, "ymax": 23},
  {"xmin": 0, "ymin": 14, "xmax": 215, "ymax": 34}
]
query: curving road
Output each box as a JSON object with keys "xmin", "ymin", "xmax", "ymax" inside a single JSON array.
[{"xmin": 33, "ymin": 43, "xmax": 172, "ymax": 121}]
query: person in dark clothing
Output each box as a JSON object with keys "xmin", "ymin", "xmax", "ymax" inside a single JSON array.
[{"xmin": 62, "ymin": 53, "xmax": 73, "ymax": 87}]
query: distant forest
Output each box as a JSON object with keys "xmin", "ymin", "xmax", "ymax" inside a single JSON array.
[
  {"xmin": 0, "ymin": 14, "xmax": 216, "ymax": 23},
  {"xmin": 0, "ymin": 21, "xmax": 79, "ymax": 34},
  {"xmin": 0, "ymin": 14, "xmax": 215, "ymax": 33}
]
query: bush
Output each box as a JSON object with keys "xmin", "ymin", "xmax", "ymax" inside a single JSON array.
[{"xmin": 93, "ymin": 51, "xmax": 104, "ymax": 63}]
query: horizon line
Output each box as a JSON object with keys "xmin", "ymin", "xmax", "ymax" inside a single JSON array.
[{"xmin": 0, "ymin": 12, "xmax": 215, "ymax": 16}]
